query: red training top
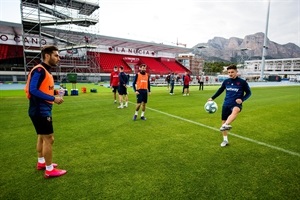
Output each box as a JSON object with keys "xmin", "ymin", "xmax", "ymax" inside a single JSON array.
[
  {"xmin": 184, "ymin": 75, "xmax": 191, "ymax": 85},
  {"xmin": 110, "ymin": 71, "xmax": 119, "ymax": 87}
]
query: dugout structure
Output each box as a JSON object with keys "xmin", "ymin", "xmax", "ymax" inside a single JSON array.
[{"xmin": 20, "ymin": 0, "xmax": 101, "ymax": 82}]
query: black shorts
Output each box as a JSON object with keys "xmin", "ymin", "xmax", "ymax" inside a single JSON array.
[
  {"xmin": 118, "ymin": 85, "xmax": 127, "ymax": 95},
  {"xmin": 221, "ymin": 104, "xmax": 242, "ymax": 121},
  {"xmin": 112, "ymin": 86, "xmax": 118, "ymax": 93},
  {"xmin": 136, "ymin": 89, "xmax": 148, "ymax": 103},
  {"xmin": 30, "ymin": 116, "xmax": 53, "ymax": 135},
  {"xmin": 183, "ymin": 84, "xmax": 189, "ymax": 89}
]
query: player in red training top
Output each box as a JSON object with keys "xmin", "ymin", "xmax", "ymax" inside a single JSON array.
[
  {"xmin": 110, "ymin": 66, "xmax": 119, "ymax": 103},
  {"xmin": 183, "ymin": 71, "xmax": 191, "ymax": 96}
]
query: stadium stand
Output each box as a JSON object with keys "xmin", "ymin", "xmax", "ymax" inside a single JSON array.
[
  {"xmin": 159, "ymin": 57, "xmax": 187, "ymax": 74},
  {"xmin": 138, "ymin": 56, "xmax": 169, "ymax": 74},
  {"xmin": 0, "ymin": 44, "xmax": 23, "ymax": 60},
  {"xmin": 0, "ymin": 44, "xmax": 24, "ymax": 71},
  {"xmin": 0, "ymin": 45, "xmax": 8, "ymax": 60},
  {"xmin": 91, "ymin": 52, "xmax": 132, "ymax": 73},
  {"xmin": 86, "ymin": 52, "xmax": 188, "ymax": 75}
]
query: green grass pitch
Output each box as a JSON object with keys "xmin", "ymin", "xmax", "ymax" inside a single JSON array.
[{"xmin": 0, "ymin": 84, "xmax": 299, "ymax": 199}]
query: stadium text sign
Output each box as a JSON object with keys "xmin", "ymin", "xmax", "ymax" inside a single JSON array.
[
  {"xmin": 0, "ymin": 34, "xmax": 48, "ymax": 46},
  {"xmin": 109, "ymin": 46, "xmax": 155, "ymax": 56}
]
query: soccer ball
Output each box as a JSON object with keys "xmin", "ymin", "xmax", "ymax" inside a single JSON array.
[{"xmin": 204, "ymin": 101, "xmax": 218, "ymax": 114}]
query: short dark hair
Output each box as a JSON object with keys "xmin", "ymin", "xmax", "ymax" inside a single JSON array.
[
  {"xmin": 140, "ymin": 64, "xmax": 147, "ymax": 67},
  {"xmin": 227, "ymin": 64, "xmax": 237, "ymax": 70},
  {"xmin": 120, "ymin": 66, "xmax": 124, "ymax": 70},
  {"xmin": 41, "ymin": 45, "xmax": 58, "ymax": 60}
]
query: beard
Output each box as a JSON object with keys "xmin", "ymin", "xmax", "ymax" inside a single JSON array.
[{"xmin": 48, "ymin": 59, "xmax": 58, "ymax": 67}]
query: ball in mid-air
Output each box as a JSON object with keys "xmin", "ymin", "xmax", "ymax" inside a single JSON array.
[{"xmin": 204, "ymin": 101, "xmax": 218, "ymax": 114}]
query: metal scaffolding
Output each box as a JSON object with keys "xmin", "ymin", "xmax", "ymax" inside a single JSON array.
[{"xmin": 20, "ymin": 0, "xmax": 101, "ymax": 82}]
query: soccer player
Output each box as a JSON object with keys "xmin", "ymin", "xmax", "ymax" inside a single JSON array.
[
  {"xmin": 198, "ymin": 74, "xmax": 204, "ymax": 90},
  {"xmin": 165, "ymin": 73, "xmax": 171, "ymax": 90},
  {"xmin": 183, "ymin": 71, "xmax": 191, "ymax": 96},
  {"xmin": 110, "ymin": 66, "xmax": 119, "ymax": 103},
  {"xmin": 25, "ymin": 45, "xmax": 67, "ymax": 178},
  {"xmin": 132, "ymin": 64, "xmax": 151, "ymax": 120},
  {"xmin": 169, "ymin": 72, "xmax": 176, "ymax": 95},
  {"xmin": 208, "ymin": 64, "xmax": 251, "ymax": 147},
  {"xmin": 117, "ymin": 66, "xmax": 129, "ymax": 108}
]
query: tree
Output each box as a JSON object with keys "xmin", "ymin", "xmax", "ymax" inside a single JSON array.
[{"xmin": 203, "ymin": 61, "xmax": 235, "ymax": 75}]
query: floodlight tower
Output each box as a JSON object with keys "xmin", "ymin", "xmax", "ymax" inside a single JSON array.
[
  {"xmin": 259, "ymin": 0, "xmax": 271, "ymax": 81},
  {"xmin": 195, "ymin": 45, "xmax": 206, "ymax": 76},
  {"xmin": 239, "ymin": 48, "xmax": 251, "ymax": 67},
  {"xmin": 238, "ymin": 48, "xmax": 251, "ymax": 78}
]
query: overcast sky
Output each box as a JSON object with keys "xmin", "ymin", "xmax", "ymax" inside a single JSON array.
[{"xmin": 0, "ymin": 0, "xmax": 299, "ymax": 48}]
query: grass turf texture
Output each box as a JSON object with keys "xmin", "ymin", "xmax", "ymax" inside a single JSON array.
[{"xmin": 0, "ymin": 84, "xmax": 299, "ymax": 199}]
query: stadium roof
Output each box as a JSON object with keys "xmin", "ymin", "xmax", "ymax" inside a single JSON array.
[
  {"xmin": 42, "ymin": 27, "xmax": 193, "ymax": 54},
  {"xmin": 93, "ymin": 35, "xmax": 192, "ymax": 54},
  {"xmin": 0, "ymin": 21, "xmax": 193, "ymax": 54},
  {"xmin": 22, "ymin": 0, "xmax": 100, "ymax": 15}
]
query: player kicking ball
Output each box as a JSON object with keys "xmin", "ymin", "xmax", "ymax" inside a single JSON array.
[{"xmin": 208, "ymin": 65, "xmax": 251, "ymax": 147}]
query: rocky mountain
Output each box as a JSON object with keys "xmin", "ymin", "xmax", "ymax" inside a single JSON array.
[{"xmin": 193, "ymin": 32, "xmax": 300, "ymax": 62}]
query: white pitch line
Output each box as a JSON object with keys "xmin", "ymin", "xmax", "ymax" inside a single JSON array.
[{"xmin": 145, "ymin": 106, "xmax": 300, "ymax": 157}]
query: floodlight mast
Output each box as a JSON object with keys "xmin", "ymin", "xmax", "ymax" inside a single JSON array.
[
  {"xmin": 196, "ymin": 46, "xmax": 206, "ymax": 75},
  {"xmin": 197, "ymin": 46, "xmax": 206, "ymax": 49},
  {"xmin": 260, "ymin": 0, "xmax": 271, "ymax": 81},
  {"xmin": 240, "ymin": 48, "xmax": 251, "ymax": 67}
]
